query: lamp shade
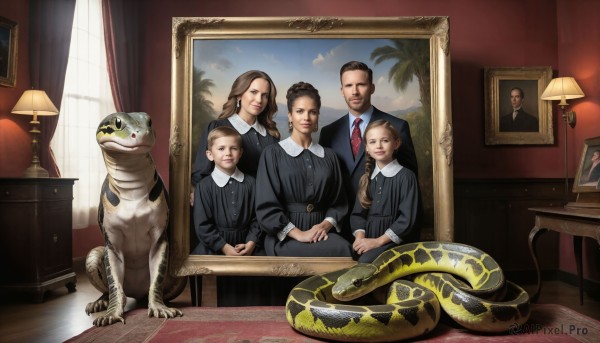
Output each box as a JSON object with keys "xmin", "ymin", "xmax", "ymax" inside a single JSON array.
[
  {"xmin": 11, "ymin": 90, "xmax": 59, "ymax": 116},
  {"xmin": 541, "ymin": 77, "xmax": 585, "ymax": 106}
]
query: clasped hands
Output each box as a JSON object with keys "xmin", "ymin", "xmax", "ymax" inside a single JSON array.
[
  {"xmin": 221, "ymin": 241, "xmax": 256, "ymax": 256},
  {"xmin": 353, "ymin": 232, "xmax": 390, "ymax": 255}
]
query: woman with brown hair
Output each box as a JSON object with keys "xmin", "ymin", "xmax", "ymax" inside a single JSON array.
[{"xmin": 191, "ymin": 70, "xmax": 280, "ymax": 198}]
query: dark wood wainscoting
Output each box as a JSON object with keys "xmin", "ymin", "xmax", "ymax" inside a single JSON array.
[{"xmin": 454, "ymin": 178, "xmax": 571, "ymax": 274}]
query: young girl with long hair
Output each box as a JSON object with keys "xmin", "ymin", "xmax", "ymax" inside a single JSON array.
[{"xmin": 350, "ymin": 119, "xmax": 419, "ymax": 263}]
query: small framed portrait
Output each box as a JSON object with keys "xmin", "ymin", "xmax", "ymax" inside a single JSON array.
[
  {"xmin": 0, "ymin": 16, "xmax": 17, "ymax": 88},
  {"xmin": 573, "ymin": 136, "xmax": 600, "ymax": 193},
  {"xmin": 484, "ymin": 67, "xmax": 553, "ymax": 145}
]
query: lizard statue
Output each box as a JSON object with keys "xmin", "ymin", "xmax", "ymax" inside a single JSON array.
[{"xmin": 85, "ymin": 112, "xmax": 185, "ymax": 326}]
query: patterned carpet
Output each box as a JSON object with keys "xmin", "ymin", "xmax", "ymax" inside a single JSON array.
[{"xmin": 66, "ymin": 304, "xmax": 599, "ymax": 343}]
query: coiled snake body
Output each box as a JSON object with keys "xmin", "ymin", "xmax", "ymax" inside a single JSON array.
[{"xmin": 286, "ymin": 241, "xmax": 530, "ymax": 342}]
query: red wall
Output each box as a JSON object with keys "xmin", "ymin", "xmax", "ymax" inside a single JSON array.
[
  {"xmin": 1, "ymin": 1, "xmax": 598, "ymax": 280},
  {"xmin": 0, "ymin": 0, "xmax": 33, "ymax": 177},
  {"xmin": 556, "ymin": 0, "xmax": 600, "ymax": 280},
  {"xmin": 140, "ymin": 0, "xmax": 564, "ymax": 182}
]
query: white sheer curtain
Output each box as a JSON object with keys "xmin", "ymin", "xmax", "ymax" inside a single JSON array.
[{"xmin": 51, "ymin": 0, "xmax": 116, "ymax": 229}]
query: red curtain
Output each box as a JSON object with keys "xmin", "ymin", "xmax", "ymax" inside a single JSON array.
[
  {"xmin": 102, "ymin": 0, "xmax": 140, "ymax": 113},
  {"xmin": 29, "ymin": 0, "xmax": 76, "ymax": 177}
]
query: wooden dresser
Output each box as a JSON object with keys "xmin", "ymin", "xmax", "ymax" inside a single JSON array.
[{"xmin": 0, "ymin": 178, "xmax": 77, "ymax": 302}]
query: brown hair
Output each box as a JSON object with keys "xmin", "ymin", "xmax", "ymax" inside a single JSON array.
[
  {"xmin": 206, "ymin": 126, "xmax": 242, "ymax": 150},
  {"xmin": 286, "ymin": 82, "xmax": 321, "ymax": 132},
  {"xmin": 339, "ymin": 61, "xmax": 373, "ymax": 85},
  {"xmin": 510, "ymin": 87, "xmax": 525, "ymax": 98},
  {"xmin": 218, "ymin": 70, "xmax": 280, "ymax": 139},
  {"xmin": 357, "ymin": 119, "xmax": 402, "ymax": 209}
]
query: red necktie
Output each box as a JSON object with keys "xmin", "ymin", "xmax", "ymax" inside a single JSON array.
[{"xmin": 351, "ymin": 118, "xmax": 362, "ymax": 159}]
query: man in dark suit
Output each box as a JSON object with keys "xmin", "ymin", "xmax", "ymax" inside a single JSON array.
[
  {"xmin": 319, "ymin": 61, "xmax": 420, "ymax": 241},
  {"xmin": 499, "ymin": 87, "xmax": 539, "ymax": 132}
]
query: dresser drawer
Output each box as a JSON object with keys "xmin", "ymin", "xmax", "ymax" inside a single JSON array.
[{"xmin": 0, "ymin": 183, "xmax": 73, "ymax": 202}]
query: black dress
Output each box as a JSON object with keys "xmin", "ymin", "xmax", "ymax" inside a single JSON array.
[
  {"xmin": 191, "ymin": 169, "xmax": 263, "ymax": 255},
  {"xmin": 191, "ymin": 115, "xmax": 279, "ymax": 186},
  {"xmin": 350, "ymin": 161, "xmax": 419, "ymax": 263},
  {"xmin": 255, "ymin": 138, "xmax": 353, "ymax": 257}
]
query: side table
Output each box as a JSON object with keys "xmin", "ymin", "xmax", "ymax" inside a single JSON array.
[
  {"xmin": 0, "ymin": 178, "xmax": 78, "ymax": 302},
  {"xmin": 528, "ymin": 206, "xmax": 600, "ymax": 305}
]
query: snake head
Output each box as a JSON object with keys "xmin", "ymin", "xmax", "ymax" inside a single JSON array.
[{"xmin": 331, "ymin": 264, "xmax": 378, "ymax": 301}]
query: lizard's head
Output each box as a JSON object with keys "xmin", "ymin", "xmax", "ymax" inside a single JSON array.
[{"xmin": 96, "ymin": 112, "xmax": 155, "ymax": 154}]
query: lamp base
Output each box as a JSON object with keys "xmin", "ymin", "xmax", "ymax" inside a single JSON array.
[{"xmin": 23, "ymin": 163, "xmax": 50, "ymax": 178}]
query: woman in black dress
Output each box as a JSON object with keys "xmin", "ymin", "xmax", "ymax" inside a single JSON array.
[
  {"xmin": 190, "ymin": 70, "xmax": 280, "ymax": 205},
  {"xmin": 256, "ymin": 82, "xmax": 353, "ymax": 257}
]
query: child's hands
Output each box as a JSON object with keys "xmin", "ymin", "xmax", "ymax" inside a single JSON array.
[
  {"xmin": 235, "ymin": 241, "xmax": 256, "ymax": 255},
  {"xmin": 221, "ymin": 244, "xmax": 242, "ymax": 256},
  {"xmin": 353, "ymin": 235, "xmax": 390, "ymax": 255}
]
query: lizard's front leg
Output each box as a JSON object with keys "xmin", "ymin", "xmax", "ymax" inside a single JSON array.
[
  {"xmin": 148, "ymin": 230, "xmax": 183, "ymax": 319},
  {"xmin": 93, "ymin": 244, "xmax": 127, "ymax": 326}
]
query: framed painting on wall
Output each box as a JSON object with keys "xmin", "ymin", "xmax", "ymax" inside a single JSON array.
[
  {"xmin": 169, "ymin": 16, "xmax": 454, "ymax": 277},
  {"xmin": 573, "ymin": 136, "xmax": 600, "ymax": 192},
  {"xmin": 0, "ymin": 16, "xmax": 17, "ymax": 88},
  {"xmin": 484, "ymin": 67, "xmax": 553, "ymax": 145}
]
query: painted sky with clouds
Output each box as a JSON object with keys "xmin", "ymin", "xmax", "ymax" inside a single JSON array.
[{"xmin": 193, "ymin": 38, "xmax": 423, "ymax": 114}]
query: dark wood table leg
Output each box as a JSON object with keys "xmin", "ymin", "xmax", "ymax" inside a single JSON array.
[
  {"xmin": 528, "ymin": 225, "xmax": 548, "ymax": 302},
  {"xmin": 573, "ymin": 235, "xmax": 584, "ymax": 305}
]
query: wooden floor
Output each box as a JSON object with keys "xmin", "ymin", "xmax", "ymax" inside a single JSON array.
[{"xmin": 1, "ymin": 263, "xmax": 599, "ymax": 343}]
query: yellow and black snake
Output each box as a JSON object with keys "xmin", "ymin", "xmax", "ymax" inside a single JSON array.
[{"xmin": 286, "ymin": 241, "xmax": 530, "ymax": 342}]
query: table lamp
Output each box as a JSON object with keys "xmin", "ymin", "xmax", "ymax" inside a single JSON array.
[{"xmin": 11, "ymin": 89, "xmax": 59, "ymax": 178}]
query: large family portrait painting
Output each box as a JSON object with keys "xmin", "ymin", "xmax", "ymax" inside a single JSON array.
[
  {"xmin": 190, "ymin": 38, "xmax": 434, "ymax": 240},
  {"xmin": 169, "ymin": 17, "xmax": 454, "ymax": 277}
]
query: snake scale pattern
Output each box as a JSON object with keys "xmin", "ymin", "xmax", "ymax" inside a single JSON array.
[{"xmin": 286, "ymin": 241, "xmax": 530, "ymax": 342}]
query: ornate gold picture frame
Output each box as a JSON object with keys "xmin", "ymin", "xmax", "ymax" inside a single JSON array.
[
  {"xmin": 169, "ymin": 16, "xmax": 454, "ymax": 277},
  {"xmin": 484, "ymin": 67, "xmax": 553, "ymax": 145},
  {"xmin": 0, "ymin": 16, "xmax": 18, "ymax": 88}
]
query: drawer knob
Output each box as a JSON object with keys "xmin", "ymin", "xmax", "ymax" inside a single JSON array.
[
  {"xmin": 4, "ymin": 190, "xmax": 9, "ymax": 197},
  {"xmin": 53, "ymin": 188, "xmax": 59, "ymax": 194},
  {"xmin": 53, "ymin": 233, "xmax": 58, "ymax": 243}
]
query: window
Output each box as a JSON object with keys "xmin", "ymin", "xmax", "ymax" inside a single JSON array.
[{"xmin": 51, "ymin": 0, "xmax": 116, "ymax": 228}]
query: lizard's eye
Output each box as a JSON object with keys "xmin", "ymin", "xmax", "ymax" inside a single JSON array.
[
  {"xmin": 353, "ymin": 279, "xmax": 362, "ymax": 288},
  {"xmin": 115, "ymin": 118, "xmax": 122, "ymax": 130}
]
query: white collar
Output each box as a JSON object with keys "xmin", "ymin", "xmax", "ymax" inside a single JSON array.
[
  {"xmin": 347, "ymin": 106, "xmax": 374, "ymax": 130},
  {"xmin": 228, "ymin": 114, "xmax": 267, "ymax": 136},
  {"xmin": 279, "ymin": 137, "xmax": 325, "ymax": 158},
  {"xmin": 371, "ymin": 159, "xmax": 403, "ymax": 179},
  {"xmin": 211, "ymin": 167, "xmax": 245, "ymax": 187}
]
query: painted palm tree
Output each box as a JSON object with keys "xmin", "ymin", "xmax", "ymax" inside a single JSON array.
[
  {"xmin": 191, "ymin": 68, "xmax": 216, "ymax": 161},
  {"xmin": 370, "ymin": 39, "xmax": 430, "ymax": 110},
  {"xmin": 372, "ymin": 39, "xmax": 433, "ymax": 230}
]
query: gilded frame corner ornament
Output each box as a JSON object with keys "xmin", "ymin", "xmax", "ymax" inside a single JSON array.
[{"xmin": 170, "ymin": 16, "xmax": 454, "ymax": 277}]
